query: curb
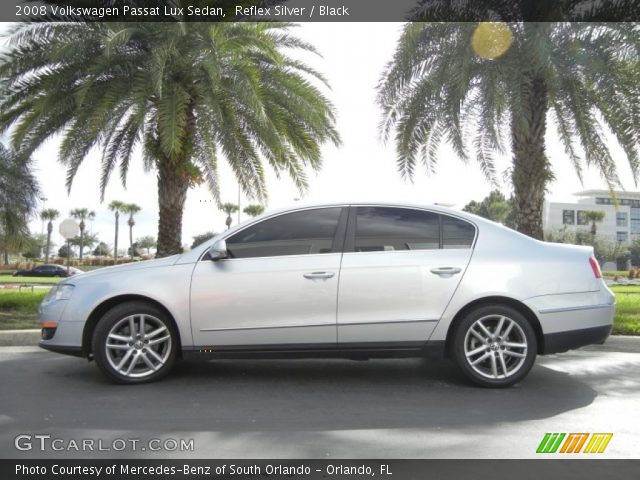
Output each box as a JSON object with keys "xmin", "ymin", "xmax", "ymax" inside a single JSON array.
[
  {"xmin": 581, "ymin": 335, "xmax": 640, "ymax": 354},
  {"xmin": 0, "ymin": 329, "xmax": 40, "ymax": 347},
  {"xmin": 0, "ymin": 329, "xmax": 638, "ymax": 352}
]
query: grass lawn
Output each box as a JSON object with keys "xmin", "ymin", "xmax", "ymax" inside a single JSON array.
[
  {"xmin": 602, "ymin": 271, "xmax": 633, "ymax": 278},
  {"xmin": 0, "ymin": 289, "xmax": 50, "ymax": 330},
  {"xmin": 0, "ymin": 275, "xmax": 62, "ymax": 285},
  {"xmin": 610, "ymin": 285, "xmax": 640, "ymax": 336}
]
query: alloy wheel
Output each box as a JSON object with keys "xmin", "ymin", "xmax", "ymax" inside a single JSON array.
[
  {"xmin": 463, "ymin": 314, "xmax": 528, "ymax": 380},
  {"xmin": 104, "ymin": 314, "xmax": 172, "ymax": 379}
]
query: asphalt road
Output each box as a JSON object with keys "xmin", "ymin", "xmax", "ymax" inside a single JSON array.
[{"xmin": 1, "ymin": 344, "xmax": 639, "ymax": 459}]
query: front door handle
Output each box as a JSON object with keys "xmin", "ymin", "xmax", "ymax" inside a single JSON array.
[
  {"xmin": 430, "ymin": 267, "xmax": 462, "ymax": 277},
  {"xmin": 303, "ymin": 271, "xmax": 335, "ymax": 280}
]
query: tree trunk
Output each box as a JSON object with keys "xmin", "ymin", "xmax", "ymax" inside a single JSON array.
[
  {"xmin": 511, "ymin": 75, "xmax": 552, "ymax": 240},
  {"xmin": 156, "ymin": 157, "xmax": 189, "ymax": 257},
  {"xmin": 45, "ymin": 222, "xmax": 52, "ymax": 263},
  {"xmin": 129, "ymin": 223, "xmax": 134, "ymax": 258},
  {"xmin": 114, "ymin": 213, "xmax": 119, "ymax": 263},
  {"xmin": 79, "ymin": 221, "xmax": 85, "ymax": 262}
]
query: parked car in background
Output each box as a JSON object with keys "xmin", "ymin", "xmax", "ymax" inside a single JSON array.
[
  {"xmin": 14, "ymin": 264, "xmax": 82, "ymax": 278},
  {"xmin": 37, "ymin": 203, "xmax": 614, "ymax": 387}
]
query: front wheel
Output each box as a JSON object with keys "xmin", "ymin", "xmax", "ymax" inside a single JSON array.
[
  {"xmin": 92, "ymin": 301, "xmax": 178, "ymax": 384},
  {"xmin": 452, "ymin": 305, "xmax": 537, "ymax": 388}
]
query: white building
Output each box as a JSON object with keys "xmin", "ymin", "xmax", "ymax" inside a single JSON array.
[{"xmin": 544, "ymin": 190, "xmax": 640, "ymax": 244}]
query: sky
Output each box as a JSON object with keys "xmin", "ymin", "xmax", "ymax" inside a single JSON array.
[{"xmin": 1, "ymin": 22, "xmax": 636, "ymax": 254}]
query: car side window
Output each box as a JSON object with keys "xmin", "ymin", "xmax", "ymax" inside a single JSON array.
[
  {"xmin": 442, "ymin": 215, "xmax": 476, "ymax": 249},
  {"xmin": 226, "ymin": 208, "xmax": 343, "ymax": 259},
  {"xmin": 354, "ymin": 207, "xmax": 440, "ymax": 251}
]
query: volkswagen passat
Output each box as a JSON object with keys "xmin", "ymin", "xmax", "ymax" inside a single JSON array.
[{"xmin": 38, "ymin": 203, "xmax": 615, "ymax": 387}]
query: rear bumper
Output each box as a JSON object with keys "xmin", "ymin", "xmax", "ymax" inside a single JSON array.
[{"xmin": 542, "ymin": 324, "xmax": 612, "ymax": 354}]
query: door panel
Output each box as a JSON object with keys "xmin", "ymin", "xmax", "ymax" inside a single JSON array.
[
  {"xmin": 337, "ymin": 249, "xmax": 472, "ymax": 343},
  {"xmin": 337, "ymin": 207, "xmax": 475, "ymax": 344},
  {"xmin": 190, "ymin": 254, "xmax": 341, "ymax": 346},
  {"xmin": 190, "ymin": 206, "xmax": 347, "ymax": 347}
]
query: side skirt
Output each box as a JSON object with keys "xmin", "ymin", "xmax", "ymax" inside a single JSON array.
[{"xmin": 182, "ymin": 341, "xmax": 446, "ymax": 361}]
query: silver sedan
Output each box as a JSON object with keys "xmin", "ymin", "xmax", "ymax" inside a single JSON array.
[{"xmin": 38, "ymin": 203, "xmax": 615, "ymax": 387}]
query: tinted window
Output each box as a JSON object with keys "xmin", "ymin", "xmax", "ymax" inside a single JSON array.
[
  {"xmin": 442, "ymin": 216, "xmax": 475, "ymax": 249},
  {"xmin": 226, "ymin": 208, "xmax": 342, "ymax": 258},
  {"xmin": 563, "ymin": 210, "xmax": 575, "ymax": 225},
  {"xmin": 354, "ymin": 207, "xmax": 440, "ymax": 251}
]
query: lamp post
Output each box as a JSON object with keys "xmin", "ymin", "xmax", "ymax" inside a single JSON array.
[
  {"xmin": 238, "ymin": 185, "xmax": 241, "ymax": 224},
  {"xmin": 59, "ymin": 219, "xmax": 79, "ymax": 276}
]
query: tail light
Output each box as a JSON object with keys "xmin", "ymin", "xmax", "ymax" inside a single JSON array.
[{"xmin": 589, "ymin": 257, "xmax": 602, "ymax": 278}]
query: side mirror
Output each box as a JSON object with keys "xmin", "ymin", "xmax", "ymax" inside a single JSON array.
[{"xmin": 208, "ymin": 239, "xmax": 229, "ymax": 261}]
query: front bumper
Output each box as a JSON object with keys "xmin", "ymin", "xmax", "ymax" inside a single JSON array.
[
  {"xmin": 37, "ymin": 298, "xmax": 86, "ymax": 357},
  {"xmin": 39, "ymin": 342, "xmax": 84, "ymax": 358}
]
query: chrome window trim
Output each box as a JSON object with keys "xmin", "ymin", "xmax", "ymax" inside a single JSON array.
[
  {"xmin": 347, "ymin": 205, "xmax": 478, "ymax": 253},
  {"xmin": 198, "ymin": 205, "xmax": 349, "ymax": 262},
  {"xmin": 197, "ymin": 203, "xmax": 479, "ymax": 262}
]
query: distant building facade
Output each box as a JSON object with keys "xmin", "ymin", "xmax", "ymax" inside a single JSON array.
[{"xmin": 544, "ymin": 190, "xmax": 640, "ymax": 244}]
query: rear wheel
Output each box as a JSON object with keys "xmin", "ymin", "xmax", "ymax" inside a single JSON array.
[
  {"xmin": 92, "ymin": 301, "xmax": 178, "ymax": 384},
  {"xmin": 452, "ymin": 305, "xmax": 537, "ymax": 388}
]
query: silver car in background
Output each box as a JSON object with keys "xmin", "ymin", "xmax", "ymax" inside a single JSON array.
[{"xmin": 38, "ymin": 203, "xmax": 615, "ymax": 387}]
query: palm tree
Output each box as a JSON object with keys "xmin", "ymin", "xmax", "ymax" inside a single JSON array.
[
  {"xmin": 584, "ymin": 211, "xmax": 606, "ymax": 238},
  {"xmin": 378, "ymin": 17, "xmax": 639, "ymax": 239},
  {"xmin": 108, "ymin": 200, "xmax": 126, "ymax": 262},
  {"xmin": 0, "ymin": 143, "xmax": 39, "ymax": 264},
  {"xmin": 0, "ymin": 20, "xmax": 340, "ymax": 257},
  {"xmin": 39, "ymin": 209, "xmax": 60, "ymax": 263},
  {"xmin": 221, "ymin": 203, "xmax": 239, "ymax": 230},
  {"xmin": 69, "ymin": 208, "xmax": 95, "ymax": 262},
  {"xmin": 122, "ymin": 203, "xmax": 142, "ymax": 257},
  {"xmin": 243, "ymin": 204, "xmax": 265, "ymax": 218},
  {"xmin": 70, "ymin": 233, "xmax": 99, "ymax": 257}
]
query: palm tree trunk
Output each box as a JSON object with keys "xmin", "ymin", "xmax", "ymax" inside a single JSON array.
[
  {"xmin": 156, "ymin": 156, "xmax": 189, "ymax": 257},
  {"xmin": 511, "ymin": 75, "xmax": 552, "ymax": 240},
  {"xmin": 79, "ymin": 225, "xmax": 84, "ymax": 263},
  {"xmin": 114, "ymin": 213, "xmax": 119, "ymax": 263},
  {"xmin": 45, "ymin": 222, "xmax": 52, "ymax": 263},
  {"xmin": 129, "ymin": 223, "xmax": 134, "ymax": 258}
]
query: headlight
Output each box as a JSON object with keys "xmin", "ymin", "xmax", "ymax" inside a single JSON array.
[{"xmin": 44, "ymin": 284, "xmax": 75, "ymax": 302}]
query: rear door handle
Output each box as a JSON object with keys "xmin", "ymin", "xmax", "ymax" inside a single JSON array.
[
  {"xmin": 303, "ymin": 271, "xmax": 335, "ymax": 280},
  {"xmin": 430, "ymin": 267, "xmax": 462, "ymax": 277}
]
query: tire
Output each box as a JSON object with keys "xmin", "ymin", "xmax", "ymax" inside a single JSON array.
[
  {"xmin": 452, "ymin": 304, "xmax": 537, "ymax": 388},
  {"xmin": 92, "ymin": 301, "xmax": 178, "ymax": 384}
]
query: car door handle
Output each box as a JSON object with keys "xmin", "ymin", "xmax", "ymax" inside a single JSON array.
[
  {"xmin": 303, "ymin": 271, "xmax": 335, "ymax": 280},
  {"xmin": 430, "ymin": 267, "xmax": 462, "ymax": 277}
]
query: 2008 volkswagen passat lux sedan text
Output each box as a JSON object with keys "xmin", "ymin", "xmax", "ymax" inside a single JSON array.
[{"xmin": 38, "ymin": 203, "xmax": 615, "ymax": 387}]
